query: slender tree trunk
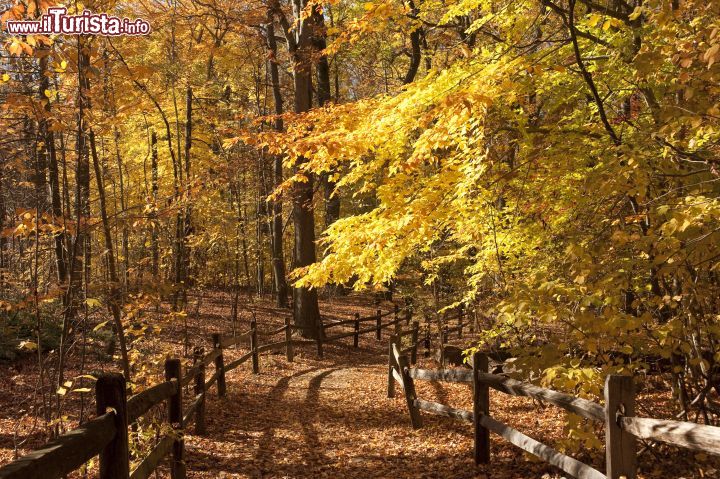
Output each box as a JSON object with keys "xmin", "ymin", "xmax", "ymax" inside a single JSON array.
[
  {"xmin": 40, "ymin": 54, "xmax": 67, "ymax": 283},
  {"xmin": 151, "ymin": 130, "xmax": 159, "ymax": 279},
  {"xmin": 90, "ymin": 131, "xmax": 131, "ymax": 382},
  {"xmin": 312, "ymin": 5, "xmax": 341, "ymax": 231},
  {"xmin": 58, "ymin": 38, "xmax": 92, "ymax": 403},
  {"xmin": 403, "ymin": 0, "xmax": 423, "ymax": 84},
  {"xmin": 0, "ymin": 156, "xmax": 4, "ymax": 288},
  {"xmin": 103, "ymin": 48, "xmax": 129, "ymax": 288},
  {"xmin": 265, "ymin": 13, "xmax": 289, "ymax": 307}
]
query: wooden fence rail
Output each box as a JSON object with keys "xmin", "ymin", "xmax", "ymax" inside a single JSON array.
[
  {"xmin": 0, "ymin": 304, "xmax": 403, "ymax": 479},
  {"xmin": 388, "ymin": 342, "xmax": 720, "ymax": 479}
]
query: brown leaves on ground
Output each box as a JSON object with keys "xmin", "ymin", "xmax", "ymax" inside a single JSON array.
[{"xmin": 0, "ymin": 292, "xmax": 717, "ymax": 478}]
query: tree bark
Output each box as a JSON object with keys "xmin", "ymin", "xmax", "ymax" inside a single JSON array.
[
  {"xmin": 403, "ymin": 0, "xmax": 423, "ymax": 84},
  {"xmin": 39, "ymin": 54, "xmax": 67, "ymax": 283},
  {"xmin": 265, "ymin": 10, "xmax": 289, "ymax": 307},
  {"xmin": 90, "ymin": 131, "xmax": 131, "ymax": 382},
  {"xmin": 311, "ymin": 5, "xmax": 341, "ymax": 230},
  {"xmin": 284, "ymin": 0, "xmax": 321, "ymax": 336},
  {"xmin": 150, "ymin": 130, "xmax": 159, "ymax": 279}
]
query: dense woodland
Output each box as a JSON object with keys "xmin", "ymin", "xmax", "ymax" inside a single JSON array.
[{"xmin": 1, "ymin": 0, "xmax": 720, "ymax": 475}]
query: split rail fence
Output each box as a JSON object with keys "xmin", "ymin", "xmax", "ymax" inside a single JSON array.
[
  {"xmin": 0, "ymin": 305, "xmax": 409, "ymax": 479},
  {"xmin": 388, "ymin": 342, "xmax": 720, "ymax": 479}
]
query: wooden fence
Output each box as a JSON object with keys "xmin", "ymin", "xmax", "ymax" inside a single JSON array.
[
  {"xmin": 418, "ymin": 305, "xmax": 473, "ymax": 362},
  {"xmin": 0, "ymin": 305, "xmax": 409, "ymax": 479},
  {"xmin": 388, "ymin": 343, "xmax": 720, "ymax": 479}
]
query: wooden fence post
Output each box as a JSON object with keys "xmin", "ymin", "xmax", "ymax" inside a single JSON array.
[
  {"xmin": 405, "ymin": 307, "xmax": 411, "ymax": 326},
  {"xmin": 284, "ymin": 315, "xmax": 294, "ymax": 362},
  {"xmin": 472, "ymin": 352, "xmax": 490, "ymax": 465},
  {"xmin": 165, "ymin": 358, "xmax": 186, "ymax": 479},
  {"xmin": 440, "ymin": 326, "xmax": 448, "ymax": 367},
  {"xmin": 605, "ymin": 375, "xmax": 636, "ymax": 479},
  {"xmin": 250, "ymin": 318, "xmax": 259, "ymax": 374},
  {"xmin": 424, "ymin": 326, "xmax": 431, "ymax": 358},
  {"xmin": 211, "ymin": 333, "xmax": 226, "ymax": 397},
  {"xmin": 317, "ymin": 317, "xmax": 324, "ymax": 359},
  {"xmin": 387, "ymin": 335, "xmax": 397, "ymax": 398},
  {"xmin": 376, "ymin": 309, "xmax": 382, "ymax": 340},
  {"xmin": 96, "ymin": 373, "xmax": 129, "ymax": 479},
  {"xmin": 193, "ymin": 347, "xmax": 206, "ymax": 435},
  {"xmin": 393, "ymin": 344, "xmax": 422, "ymax": 429},
  {"xmin": 410, "ymin": 321, "xmax": 419, "ymax": 365},
  {"xmin": 353, "ymin": 313, "xmax": 360, "ymax": 348}
]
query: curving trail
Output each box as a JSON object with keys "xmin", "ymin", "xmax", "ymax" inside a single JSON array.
[{"xmin": 180, "ymin": 330, "xmax": 570, "ymax": 479}]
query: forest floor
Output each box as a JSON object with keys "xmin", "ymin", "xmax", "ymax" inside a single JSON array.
[{"xmin": 0, "ymin": 291, "xmax": 717, "ymax": 478}]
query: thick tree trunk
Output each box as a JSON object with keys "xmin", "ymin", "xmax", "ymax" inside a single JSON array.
[{"xmin": 289, "ymin": 0, "xmax": 321, "ymax": 336}]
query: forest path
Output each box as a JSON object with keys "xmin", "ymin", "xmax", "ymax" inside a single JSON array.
[{"xmin": 179, "ymin": 326, "xmax": 567, "ymax": 479}]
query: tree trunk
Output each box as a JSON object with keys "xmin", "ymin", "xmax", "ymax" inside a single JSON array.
[
  {"xmin": 265, "ymin": 12, "xmax": 289, "ymax": 307},
  {"xmin": 90, "ymin": 131, "xmax": 131, "ymax": 382},
  {"xmin": 150, "ymin": 130, "xmax": 159, "ymax": 279},
  {"xmin": 312, "ymin": 5, "xmax": 341, "ymax": 231},
  {"xmin": 403, "ymin": 0, "xmax": 423, "ymax": 84},
  {"xmin": 289, "ymin": 0, "xmax": 321, "ymax": 336},
  {"xmin": 39, "ymin": 54, "xmax": 67, "ymax": 283}
]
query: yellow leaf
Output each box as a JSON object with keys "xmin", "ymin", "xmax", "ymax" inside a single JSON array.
[
  {"xmin": 628, "ymin": 6, "xmax": 643, "ymax": 20},
  {"xmin": 18, "ymin": 340, "xmax": 38, "ymax": 351},
  {"xmin": 86, "ymin": 298, "xmax": 102, "ymax": 308}
]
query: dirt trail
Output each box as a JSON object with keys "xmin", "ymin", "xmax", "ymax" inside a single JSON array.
[
  {"xmin": 182, "ymin": 330, "xmax": 570, "ymax": 479},
  {"xmin": 1, "ymin": 292, "xmax": 691, "ymax": 478}
]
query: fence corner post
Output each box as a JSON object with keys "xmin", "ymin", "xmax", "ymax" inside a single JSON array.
[
  {"xmin": 250, "ymin": 317, "xmax": 259, "ymax": 373},
  {"xmin": 395, "ymin": 344, "xmax": 422, "ymax": 429},
  {"xmin": 212, "ymin": 333, "xmax": 226, "ymax": 397},
  {"xmin": 605, "ymin": 374, "xmax": 637, "ymax": 479},
  {"xmin": 284, "ymin": 315, "xmax": 294, "ymax": 362},
  {"xmin": 472, "ymin": 351, "xmax": 490, "ymax": 465},
  {"xmin": 165, "ymin": 358, "xmax": 186, "ymax": 479},
  {"xmin": 97, "ymin": 373, "xmax": 129, "ymax": 479},
  {"xmin": 193, "ymin": 347, "xmax": 207, "ymax": 435},
  {"xmin": 376, "ymin": 309, "xmax": 382, "ymax": 340},
  {"xmin": 387, "ymin": 335, "xmax": 397, "ymax": 398}
]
